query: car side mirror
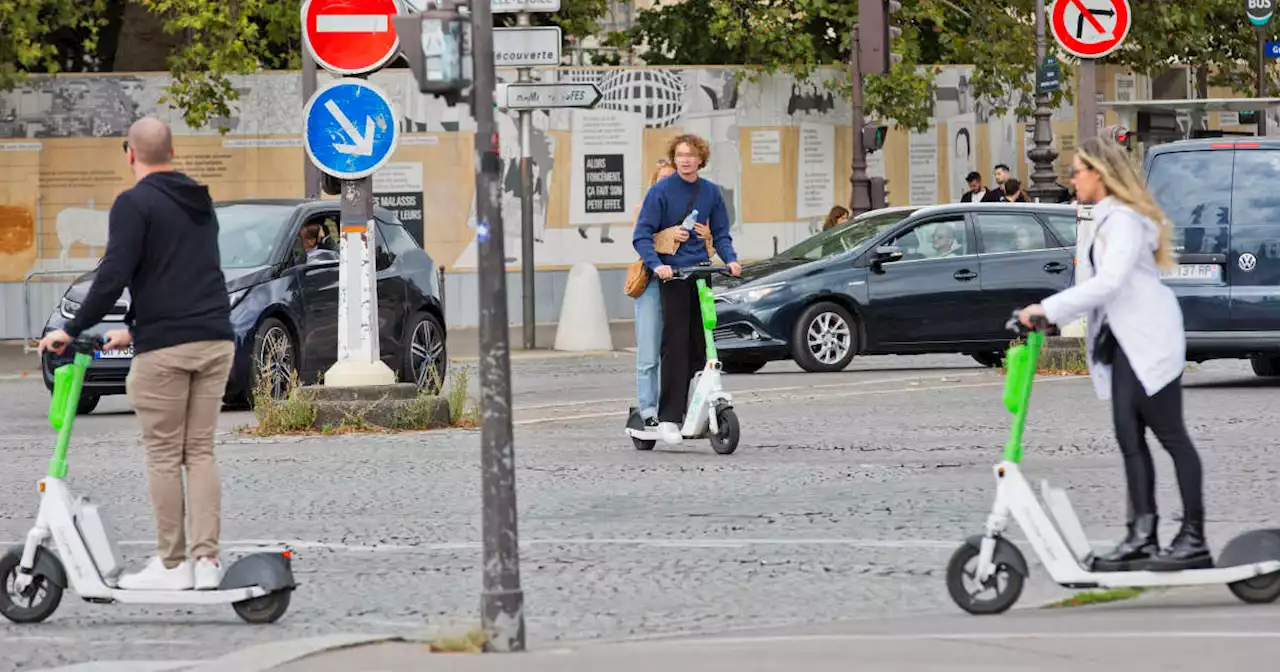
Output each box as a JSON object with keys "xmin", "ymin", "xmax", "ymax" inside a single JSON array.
[{"xmin": 870, "ymin": 245, "xmax": 903, "ymax": 267}]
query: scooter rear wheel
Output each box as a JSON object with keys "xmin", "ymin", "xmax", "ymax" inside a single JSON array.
[
  {"xmin": 946, "ymin": 541, "xmax": 1024, "ymax": 615},
  {"xmin": 233, "ymin": 590, "xmax": 292, "ymax": 624},
  {"xmin": 1228, "ymin": 571, "xmax": 1280, "ymax": 604},
  {"xmin": 0, "ymin": 548, "xmax": 64, "ymax": 624}
]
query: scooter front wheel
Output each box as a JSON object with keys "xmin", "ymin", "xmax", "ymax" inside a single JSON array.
[
  {"xmin": 710, "ymin": 407, "xmax": 740, "ymax": 455},
  {"xmin": 946, "ymin": 540, "xmax": 1024, "ymax": 615},
  {"xmin": 0, "ymin": 548, "xmax": 64, "ymax": 624}
]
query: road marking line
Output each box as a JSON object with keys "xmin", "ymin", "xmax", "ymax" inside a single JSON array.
[
  {"xmin": 637, "ymin": 631, "xmax": 1280, "ymax": 647},
  {"xmin": 510, "ymin": 371, "xmax": 991, "ymax": 413},
  {"xmin": 1, "ymin": 635, "xmax": 199, "ymax": 645},
  {"xmin": 513, "ymin": 375, "xmax": 1083, "ymax": 426}
]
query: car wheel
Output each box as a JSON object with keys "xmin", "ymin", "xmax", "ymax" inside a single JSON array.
[
  {"xmin": 1251, "ymin": 355, "xmax": 1280, "ymax": 377},
  {"xmin": 403, "ymin": 311, "xmax": 447, "ymax": 394},
  {"xmin": 791, "ymin": 301, "xmax": 857, "ymax": 373},
  {"xmin": 720, "ymin": 360, "xmax": 765, "ymax": 374},
  {"xmin": 76, "ymin": 394, "xmax": 100, "ymax": 415},
  {"xmin": 972, "ymin": 352, "xmax": 1004, "ymax": 368},
  {"xmin": 252, "ymin": 317, "xmax": 296, "ymax": 401}
]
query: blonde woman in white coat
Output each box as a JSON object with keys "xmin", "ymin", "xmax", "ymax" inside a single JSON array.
[{"xmin": 1019, "ymin": 136, "xmax": 1209, "ymax": 573}]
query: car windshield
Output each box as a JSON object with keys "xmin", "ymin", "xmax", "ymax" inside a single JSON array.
[
  {"xmin": 215, "ymin": 204, "xmax": 297, "ymax": 269},
  {"xmin": 778, "ymin": 209, "xmax": 917, "ymax": 261}
]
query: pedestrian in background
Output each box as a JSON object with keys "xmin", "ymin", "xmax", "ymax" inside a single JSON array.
[{"xmin": 1019, "ymin": 136, "xmax": 1209, "ymax": 572}]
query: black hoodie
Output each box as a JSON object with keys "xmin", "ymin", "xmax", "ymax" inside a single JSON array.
[{"xmin": 64, "ymin": 171, "xmax": 233, "ymax": 354}]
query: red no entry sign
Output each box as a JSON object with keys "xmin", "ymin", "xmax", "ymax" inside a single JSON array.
[
  {"xmin": 1050, "ymin": 0, "xmax": 1131, "ymax": 59},
  {"xmin": 302, "ymin": 0, "xmax": 404, "ymax": 75}
]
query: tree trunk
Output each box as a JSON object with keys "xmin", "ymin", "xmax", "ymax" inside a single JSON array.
[{"xmin": 112, "ymin": 0, "xmax": 181, "ymax": 73}]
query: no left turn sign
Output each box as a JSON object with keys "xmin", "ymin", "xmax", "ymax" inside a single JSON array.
[{"xmin": 1050, "ymin": 0, "xmax": 1131, "ymax": 59}]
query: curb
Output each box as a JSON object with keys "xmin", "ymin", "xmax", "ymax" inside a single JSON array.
[
  {"xmin": 29, "ymin": 634, "xmax": 410, "ymax": 672},
  {"xmin": 452, "ymin": 349, "xmax": 625, "ymax": 362}
]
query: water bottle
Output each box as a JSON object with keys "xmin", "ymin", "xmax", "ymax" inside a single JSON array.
[{"xmin": 682, "ymin": 208, "xmax": 700, "ymax": 231}]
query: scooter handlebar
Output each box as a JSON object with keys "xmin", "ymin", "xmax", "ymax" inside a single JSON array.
[
  {"xmin": 68, "ymin": 335, "xmax": 107, "ymax": 355},
  {"xmin": 1006, "ymin": 310, "xmax": 1057, "ymax": 336},
  {"xmin": 669, "ymin": 265, "xmax": 733, "ymax": 280}
]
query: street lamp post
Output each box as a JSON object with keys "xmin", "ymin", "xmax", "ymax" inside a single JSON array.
[{"xmin": 1028, "ymin": 0, "xmax": 1066, "ymax": 203}]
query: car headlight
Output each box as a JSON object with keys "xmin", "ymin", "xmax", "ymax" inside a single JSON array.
[
  {"xmin": 228, "ymin": 288, "xmax": 248, "ymax": 308},
  {"xmin": 716, "ymin": 282, "xmax": 785, "ymax": 304},
  {"xmin": 59, "ymin": 297, "xmax": 81, "ymax": 319}
]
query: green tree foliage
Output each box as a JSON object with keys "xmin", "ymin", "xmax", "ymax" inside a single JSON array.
[
  {"xmin": 0, "ymin": 0, "xmax": 109, "ymax": 91},
  {"xmin": 621, "ymin": 0, "xmax": 1271, "ymax": 133}
]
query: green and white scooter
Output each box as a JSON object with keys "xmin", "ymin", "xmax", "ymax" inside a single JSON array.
[
  {"xmin": 626, "ymin": 265, "xmax": 741, "ymax": 455},
  {"xmin": 1, "ymin": 336, "xmax": 297, "ymax": 625},
  {"xmin": 946, "ymin": 312, "xmax": 1280, "ymax": 615}
]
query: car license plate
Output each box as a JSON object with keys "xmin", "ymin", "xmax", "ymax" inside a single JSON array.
[
  {"xmin": 1161, "ymin": 263, "xmax": 1221, "ymax": 282},
  {"xmin": 95, "ymin": 347, "xmax": 134, "ymax": 359}
]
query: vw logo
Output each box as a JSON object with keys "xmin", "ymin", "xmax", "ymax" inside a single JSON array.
[{"xmin": 1239, "ymin": 253, "xmax": 1258, "ymax": 272}]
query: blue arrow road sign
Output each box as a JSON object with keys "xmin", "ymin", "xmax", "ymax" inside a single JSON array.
[
  {"xmin": 1268, "ymin": 41, "xmax": 1280, "ymax": 57},
  {"xmin": 304, "ymin": 78, "xmax": 400, "ymax": 180}
]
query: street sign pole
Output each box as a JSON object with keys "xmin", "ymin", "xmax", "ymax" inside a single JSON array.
[
  {"xmin": 517, "ymin": 10, "xmax": 536, "ymax": 350},
  {"xmin": 472, "ymin": 0, "xmax": 527, "ymax": 653},
  {"xmin": 1249, "ymin": 0, "xmax": 1275, "ymax": 135},
  {"xmin": 302, "ymin": 49, "xmax": 321, "ymax": 198}
]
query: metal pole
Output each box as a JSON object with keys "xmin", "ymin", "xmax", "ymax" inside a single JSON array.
[
  {"xmin": 518, "ymin": 11, "xmax": 536, "ymax": 350},
  {"xmin": 1027, "ymin": 0, "xmax": 1064, "ymax": 203},
  {"xmin": 302, "ymin": 49, "xmax": 321, "ymax": 198},
  {"xmin": 471, "ymin": 0, "xmax": 526, "ymax": 653},
  {"xmin": 1078, "ymin": 59, "xmax": 1097, "ymax": 143},
  {"xmin": 336, "ymin": 176, "xmax": 382, "ymax": 367},
  {"xmin": 849, "ymin": 24, "xmax": 872, "ymax": 216},
  {"xmin": 1260, "ymin": 30, "xmax": 1270, "ymax": 137}
]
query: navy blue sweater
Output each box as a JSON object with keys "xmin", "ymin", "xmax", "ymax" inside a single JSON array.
[{"xmin": 633, "ymin": 175, "xmax": 737, "ymax": 271}]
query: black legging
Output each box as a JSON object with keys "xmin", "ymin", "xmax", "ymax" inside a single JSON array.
[
  {"xmin": 658, "ymin": 278, "xmax": 706, "ymax": 423},
  {"xmin": 1110, "ymin": 345, "xmax": 1204, "ymax": 518}
]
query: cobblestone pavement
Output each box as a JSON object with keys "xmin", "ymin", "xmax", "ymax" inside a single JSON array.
[{"xmin": 2, "ymin": 352, "xmax": 1279, "ymax": 670}]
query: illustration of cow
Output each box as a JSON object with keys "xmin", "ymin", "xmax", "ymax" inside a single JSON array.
[{"xmin": 55, "ymin": 199, "xmax": 110, "ymax": 265}]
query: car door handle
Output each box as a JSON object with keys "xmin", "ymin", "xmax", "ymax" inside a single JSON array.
[
  {"xmin": 1043, "ymin": 262, "xmax": 1069, "ymax": 273},
  {"xmin": 953, "ymin": 269, "xmax": 977, "ymax": 281}
]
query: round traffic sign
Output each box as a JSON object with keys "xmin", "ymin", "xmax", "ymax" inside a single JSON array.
[
  {"xmin": 303, "ymin": 78, "xmax": 401, "ymax": 180},
  {"xmin": 1050, "ymin": 0, "xmax": 1131, "ymax": 59},
  {"xmin": 1248, "ymin": 0, "xmax": 1275, "ymax": 27},
  {"xmin": 302, "ymin": 0, "xmax": 404, "ymax": 75}
]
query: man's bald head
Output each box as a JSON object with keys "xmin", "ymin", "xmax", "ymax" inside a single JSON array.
[{"xmin": 127, "ymin": 116, "xmax": 174, "ymax": 166}]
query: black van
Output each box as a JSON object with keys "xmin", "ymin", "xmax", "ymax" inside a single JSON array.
[{"xmin": 1143, "ymin": 138, "xmax": 1280, "ymax": 375}]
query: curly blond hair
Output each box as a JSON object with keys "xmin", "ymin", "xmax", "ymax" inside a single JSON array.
[{"xmin": 666, "ymin": 134, "xmax": 711, "ymax": 169}]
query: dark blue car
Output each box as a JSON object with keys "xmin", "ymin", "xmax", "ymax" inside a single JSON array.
[
  {"xmin": 40, "ymin": 199, "xmax": 448, "ymax": 413},
  {"xmin": 713, "ymin": 202, "xmax": 1080, "ymax": 373}
]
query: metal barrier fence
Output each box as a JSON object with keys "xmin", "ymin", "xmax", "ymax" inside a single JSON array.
[{"xmin": 21, "ymin": 270, "xmax": 79, "ymax": 353}]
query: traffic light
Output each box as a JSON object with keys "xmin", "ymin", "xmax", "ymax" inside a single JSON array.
[
  {"xmin": 1103, "ymin": 124, "xmax": 1132, "ymax": 148},
  {"xmin": 859, "ymin": 1, "xmax": 903, "ymax": 76},
  {"xmin": 862, "ymin": 123, "xmax": 888, "ymax": 153},
  {"xmin": 393, "ymin": 1, "xmax": 473, "ymax": 103}
]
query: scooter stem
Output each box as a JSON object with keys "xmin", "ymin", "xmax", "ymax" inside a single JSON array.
[
  {"xmin": 696, "ymin": 278, "xmax": 718, "ymax": 363},
  {"xmin": 47, "ymin": 352, "xmax": 91, "ymax": 479},
  {"xmin": 1001, "ymin": 330, "xmax": 1043, "ymax": 465}
]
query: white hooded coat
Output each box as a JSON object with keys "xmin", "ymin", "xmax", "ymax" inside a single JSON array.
[{"xmin": 1041, "ymin": 196, "xmax": 1186, "ymax": 401}]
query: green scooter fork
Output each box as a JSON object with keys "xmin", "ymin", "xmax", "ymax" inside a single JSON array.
[
  {"xmin": 697, "ymin": 278, "xmax": 718, "ymax": 363},
  {"xmin": 46, "ymin": 351, "xmax": 92, "ymax": 479}
]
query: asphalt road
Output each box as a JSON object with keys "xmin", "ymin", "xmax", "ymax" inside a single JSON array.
[{"xmin": 2, "ymin": 351, "xmax": 1280, "ymax": 670}]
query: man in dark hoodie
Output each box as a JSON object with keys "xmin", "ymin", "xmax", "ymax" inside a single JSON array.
[{"xmin": 38, "ymin": 116, "xmax": 234, "ymax": 592}]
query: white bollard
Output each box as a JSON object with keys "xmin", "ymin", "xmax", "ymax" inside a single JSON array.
[{"xmin": 554, "ymin": 262, "xmax": 613, "ymax": 352}]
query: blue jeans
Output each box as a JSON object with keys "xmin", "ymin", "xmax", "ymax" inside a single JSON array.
[{"xmin": 634, "ymin": 279, "xmax": 663, "ymax": 420}]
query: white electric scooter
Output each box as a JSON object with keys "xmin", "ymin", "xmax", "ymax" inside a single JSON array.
[
  {"xmin": 946, "ymin": 313, "xmax": 1280, "ymax": 614},
  {"xmin": 626, "ymin": 265, "xmax": 741, "ymax": 455},
  {"xmin": 1, "ymin": 336, "xmax": 297, "ymax": 625}
]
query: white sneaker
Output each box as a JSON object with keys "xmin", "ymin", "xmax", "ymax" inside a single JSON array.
[
  {"xmin": 117, "ymin": 556, "xmax": 194, "ymax": 591},
  {"xmin": 658, "ymin": 422, "xmax": 683, "ymax": 445},
  {"xmin": 194, "ymin": 557, "xmax": 223, "ymax": 590}
]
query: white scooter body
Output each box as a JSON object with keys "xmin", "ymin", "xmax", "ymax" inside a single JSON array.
[
  {"xmin": 12, "ymin": 477, "xmax": 277, "ymax": 605},
  {"xmin": 626, "ymin": 361, "xmax": 733, "ymax": 442},
  {"xmin": 973, "ymin": 461, "xmax": 1280, "ymax": 589}
]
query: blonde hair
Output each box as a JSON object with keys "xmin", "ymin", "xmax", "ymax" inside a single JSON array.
[
  {"xmin": 649, "ymin": 159, "xmax": 673, "ymax": 186},
  {"xmin": 1076, "ymin": 136, "xmax": 1175, "ymax": 270}
]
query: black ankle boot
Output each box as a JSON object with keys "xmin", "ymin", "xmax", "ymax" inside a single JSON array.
[
  {"xmin": 1092, "ymin": 513, "xmax": 1158, "ymax": 572},
  {"xmin": 1145, "ymin": 514, "xmax": 1213, "ymax": 571}
]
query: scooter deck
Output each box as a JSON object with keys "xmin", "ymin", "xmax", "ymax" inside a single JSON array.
[
  {"xmin": 98, "ymin": 585, "xmax": 271, "ymax": 605},
  {"xmin": 625, "ymin": 427, "xmax": 708, "ymax": 441},
  {"xmin": 1056, "ymin": 560, "xmax": 1280, "ymax": 589}
]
